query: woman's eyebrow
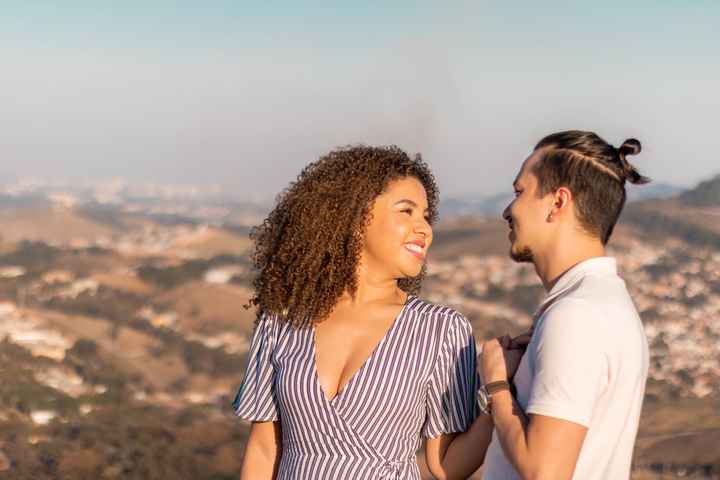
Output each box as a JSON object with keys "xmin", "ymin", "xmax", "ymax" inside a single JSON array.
[
  {"xmin": 394, "ymin": 199, "xmax": 429, "ymax": 212},
  {"xmin": 394, "ymin": 199, "xmax": 418, "ymax": 207}
]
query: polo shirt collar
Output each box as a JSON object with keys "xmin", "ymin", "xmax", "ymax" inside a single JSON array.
[{"xmin": 533, "ymin": 256, "xmax": 617, "ymax": 321}]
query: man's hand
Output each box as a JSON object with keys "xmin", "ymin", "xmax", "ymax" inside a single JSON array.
[
  {"xmin": 479, "ymin": 333, "xmax": 531, "ymax": 384},
  {"xmin": 510, "ymin": 330, "xmax": 532, "ymax": 352}
]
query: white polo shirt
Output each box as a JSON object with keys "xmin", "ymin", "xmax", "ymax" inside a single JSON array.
[{"xmin": 482, "ymin": 257, "xmax": 649, "ymax": 480}]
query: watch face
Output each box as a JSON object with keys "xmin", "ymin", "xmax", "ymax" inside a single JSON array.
[{"xmin": 478, "ymin": 388, "xmax": 490, "ymax": 414}]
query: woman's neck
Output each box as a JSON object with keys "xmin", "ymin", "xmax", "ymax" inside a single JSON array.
[{"xmin": 342, "ymin": 262, "xmax": 405, "ymax": 306}]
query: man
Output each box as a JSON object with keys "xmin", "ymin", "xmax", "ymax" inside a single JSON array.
[{"xmin": 478, "ymin": 130, "xmax": 650, "ymax": 479}]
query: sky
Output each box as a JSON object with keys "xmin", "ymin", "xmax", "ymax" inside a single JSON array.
[{"xmin": 2, "ymin": 1, "xmax": 719, "ymax": 200}]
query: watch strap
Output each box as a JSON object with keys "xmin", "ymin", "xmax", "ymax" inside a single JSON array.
[{"xmin": 485, "ymin": 380, "xmax": 511, "ymax": 395}]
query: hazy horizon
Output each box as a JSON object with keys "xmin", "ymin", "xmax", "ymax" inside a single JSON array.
[{"xmin": 2, "ymin": 1, "xmax": 719, "ymax": 200}]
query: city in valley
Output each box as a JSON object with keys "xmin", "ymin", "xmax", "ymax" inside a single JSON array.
[{"xmin": 0, "ymin": 177, "xmax": 718, "ymax": 479}]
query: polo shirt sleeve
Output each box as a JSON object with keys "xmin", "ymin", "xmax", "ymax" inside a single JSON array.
[{"xmin": 526, "ymin": 299, "xmax": 608, "ymax": 427}]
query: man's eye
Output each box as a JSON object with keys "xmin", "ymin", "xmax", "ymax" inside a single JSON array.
[{"xmin": 402, "ymin": 209, "xmax": 413, "ymax": 215}]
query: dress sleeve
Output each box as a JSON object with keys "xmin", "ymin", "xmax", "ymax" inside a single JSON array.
[
  {"xmin": 232, "ymin": 314, "xmax": 280, "ymax": 422},
  {"xmin": 422, "ymin": 312, "xmax": 480, "ymax": 438}
]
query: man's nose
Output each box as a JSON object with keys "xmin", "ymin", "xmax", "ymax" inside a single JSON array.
[{"xmin": 502, "ymin": 204, "xmax": 512, "ymax": 222}]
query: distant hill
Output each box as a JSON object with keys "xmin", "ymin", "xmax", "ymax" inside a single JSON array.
[
  {"xmin": 439, "ymin": 193, "xmax": 513, "ymax": 218},
  {"xmin": 440, "ymin": 174, "xmax": 712, "ymax": 248},
  {"xmin": 619, "ymin": 173, "xmax": 720, "ymax": 248},
  {"xmin": 679, "ymin": 174, "xmax": 720, "ymax": 207},
  {"xmin": 0, "ymin": 194, "xmax": 50, "ymax": 209},
  {"xmin": 430, "ymin": 218, "xmax": 510, "ymax": 260},
  {"xmin": 0, "ymin": 204, "xmax": 118, "ymax": 245},
  {"xmin": 622, "ymin": 199, "xmax": 720, "ymax": 248},
  {"xmin": 634, "ymin": 392, "xmax": 720, "ymax": 473},
  {"xmin": 441, "ymin": 182, "xmax": 684, "ymax": 219},
  {"xmin": 626, "ymin": 181, "xmax": 684, "ymax": 202}
]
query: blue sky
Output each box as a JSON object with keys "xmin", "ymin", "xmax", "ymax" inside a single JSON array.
[{"xmin": 2, "ymin": 1, "xmax": 719, "ymax": 199}]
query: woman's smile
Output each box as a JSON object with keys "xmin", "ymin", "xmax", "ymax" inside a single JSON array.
[{"xmin": 403, "ymin": 241, "xmax": 426, "ymax": 260}]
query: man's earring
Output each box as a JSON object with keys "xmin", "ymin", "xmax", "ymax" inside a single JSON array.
[{"xmin": 547, "ymin": 213, "xmax": 554, "ymax": 222}]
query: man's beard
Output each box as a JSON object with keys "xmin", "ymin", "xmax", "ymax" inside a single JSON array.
[{"xmin": 510, "ymin": 244, "xmax": 534, "ymax": 263}]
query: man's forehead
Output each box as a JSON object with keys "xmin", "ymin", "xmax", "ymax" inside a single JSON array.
[{"xmin": 514, "ymin": 151, "xmax": 541, "ymax": 185}]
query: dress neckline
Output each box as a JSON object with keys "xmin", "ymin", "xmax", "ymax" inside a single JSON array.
[{"xmin": 312, "ymin": 294, "xmax": 414, "ymax": 404}]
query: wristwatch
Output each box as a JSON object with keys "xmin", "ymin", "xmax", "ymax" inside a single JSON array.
[{"xmin": 478, "ymin": 380, "xmax": 511, "ymax": 416}]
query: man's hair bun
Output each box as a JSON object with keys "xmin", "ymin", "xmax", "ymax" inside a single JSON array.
[
  {"xmin": 617, "ymin": 138, "xmax": 650, "ymax": 185},
  {"xmin": 619, "ymin": 138, "xmax": 642, "ymax": 157}
]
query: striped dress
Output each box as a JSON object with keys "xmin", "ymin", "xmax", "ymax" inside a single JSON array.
[{"xmin": 232, "ymin": 296, "xmax": 479, "ymax": 479}]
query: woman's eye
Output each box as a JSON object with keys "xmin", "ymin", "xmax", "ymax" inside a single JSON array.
[{"xmin": 402, "ymin": 209, "xmax": 413, "ymax": 215}]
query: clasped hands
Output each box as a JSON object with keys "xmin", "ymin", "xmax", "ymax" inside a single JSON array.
[{"xmin": 479, "ymin": 331, "xmax": 532, "ymax": 385}]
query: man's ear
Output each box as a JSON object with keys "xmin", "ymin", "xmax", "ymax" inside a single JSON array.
[{"xmin": 548, "ymin": 187, "xmax": 572, "ymax": 221}]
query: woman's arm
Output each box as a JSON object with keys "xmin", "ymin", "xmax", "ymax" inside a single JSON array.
[
  {"xmin": 425, "ymin": 415, "xmax": 494, "ymax": 480},
  {"xmin": 426, "ymin": 333, "xmax": 530, "ymax": 479},
  {"xmin": 240, "ymin": 421, "xmax": 282, "ymax": 480}
]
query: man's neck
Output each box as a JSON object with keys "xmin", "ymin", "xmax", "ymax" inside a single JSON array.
[{"xmin": 534, "ymin": 237, "xmax": 606, "ymax": 291}]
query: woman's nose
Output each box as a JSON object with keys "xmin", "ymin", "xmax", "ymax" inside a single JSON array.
[{"xmin": 415, "ymin": 219, "xmax": 431, "ymax": 237}]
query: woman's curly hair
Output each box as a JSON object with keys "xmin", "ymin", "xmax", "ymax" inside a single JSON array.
[{"xmin": 248, "ymin": 145, "xmax": 439, "ymax": 326}]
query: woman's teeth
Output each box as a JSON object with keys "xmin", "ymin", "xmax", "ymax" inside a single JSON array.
[{"xmin": 405, "ymin": 244, "xmax": 423, "ymax": 254}]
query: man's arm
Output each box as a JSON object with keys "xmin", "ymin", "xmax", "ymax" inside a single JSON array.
[
  {"xmin": 490, "ymin": 388, "xmax": 587, "ymax": 480},
  {"xmin": 240, "ymin": 421, "xmax": 282, "ymax": 480},
  {"xmin": 482, "ymin": 299, "xmax": 607, "ymax": 479},
  {"xmin": 482, "ymin": 301, "xmax": 604, "ymax": 480}
]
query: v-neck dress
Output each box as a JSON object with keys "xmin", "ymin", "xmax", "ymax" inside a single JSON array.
[{"xmin": 232, "ymin": 296, "xmax": 479, "ymax": 479}]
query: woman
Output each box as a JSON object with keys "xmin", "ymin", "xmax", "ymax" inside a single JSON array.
[{"xmin": 233, "ymin": 145, "xmax": 493, "ymax": 479}]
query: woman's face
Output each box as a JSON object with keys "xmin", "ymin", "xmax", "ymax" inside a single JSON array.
[{"xmin": 361, "ymin": 176, "xmax": 433, "ymax": 280}]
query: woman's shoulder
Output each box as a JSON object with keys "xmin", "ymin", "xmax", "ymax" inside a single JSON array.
[
  {"xmin": 254, "ymin": 311, "xmax": 301, "ymax": 338},
  {"xmin": 405, "ymin": 295, "xmax": 471, "ymax": 330}
]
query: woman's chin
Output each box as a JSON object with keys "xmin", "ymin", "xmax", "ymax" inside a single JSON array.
[{"xmin": 397, "ymin": 266, "xmax": 423, "ymax": 280}]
